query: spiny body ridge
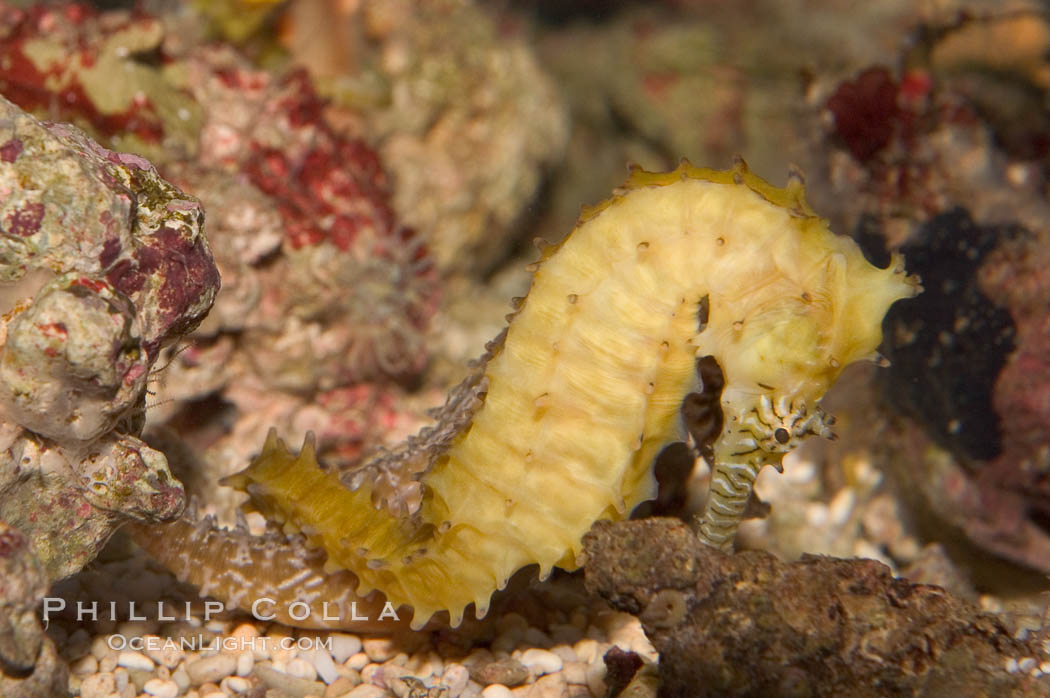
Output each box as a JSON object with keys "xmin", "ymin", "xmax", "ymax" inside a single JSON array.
[{"xmin": 338, "ymin": 331, "xmax": 502, "ymax": 519}]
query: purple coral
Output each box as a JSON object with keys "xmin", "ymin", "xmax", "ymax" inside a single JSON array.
[{"xmin": 825, "ymin": 66, "xmax": 903, "ymax": 162}]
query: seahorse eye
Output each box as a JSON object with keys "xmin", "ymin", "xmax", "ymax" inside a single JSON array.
[{"xmin": 774, "ymin": 427, "xmax": 790, "ymax": 444}]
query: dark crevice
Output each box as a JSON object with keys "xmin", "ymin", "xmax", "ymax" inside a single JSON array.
[
  {"xmin": 696, "ymin": 294, "xmax": 709, "ymax": 333},
  {"xmin": 877, "ymin": 208, "xmax": 1018, "ymax": 463}
]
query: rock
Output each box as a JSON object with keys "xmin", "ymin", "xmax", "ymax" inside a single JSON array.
[
  {"xmin": 440, "ymin": 663, "xmax": 470, "ymax": 695},
  {"xmin": 346, "ymin": 652, "xmax": 369, "ymax": 671},
  {"xmin": 584, "ymin": 518, "xmax": 1050, "ymax": 697},
  {"xmin": 143, "ymin": 638, "xmax": 184, "ymax": 669},
  {"xmin": 330, "ymin": 634, "xmax": 363, "ymax": 664},
  {"xmin": 117, "ymin": 651, "xmax": 155, "ymax": 672},
  {"xmin": 523, "ymin": 673, "xmax": 568, "ymax": 698},
  {"xmin": 324, "ymin": 675, "xmax": 361, "ymax": 697},
  {"xmin": 254, "ymin": 663, "xmax": 326, "ymax": 697},
  {"xmin": 186, "ymin": 654, "xmax": 237, "ymax": 686},
  {"xmin": 0, "ymin": 520, "xmax": 69, "ymax": 696},
  {"xmin": 286, "ymin": 657, "xmax": 318, "ymax": 681},
  {"xmin": 0, "ymin": 94, "xmax": 210, "ymax": 579},
  {"xmin": 235, "ymin": 651, "xmax": 254, "ymax": 677},
  {"xmin": 344, "ymin": 683, "xmax": 388, "ymax": 698},
  {"xmin": 362, "ymin": 638, "xmax": 398, "ymax": 663},
  {"xmin": 79, "ymin": 672, "xmax": 116, "ymax": 698},
  {"xmin": 304, "ymin": 647, "xmax": 339, "ymax": 684},
  {"xmin": 601, "ymin": 646, "xmax": 643, "ymax": 697},
  {"xmin": 468, "ymin": 657, "xmax": 529, "ymax": 687},
  {"xmin": 561, "ymin": 661, "xmax": 587, "ymax": 685},
  {"xmin": 518, "ymin": 648, "xmax": 562, "ymax": 677},
  {"xmin": 143, "ymin": 678, "xmax": 179, "ymax": 698},
  {"xmin": 481, "ymin": 685, "xmax": 514, "ymax": 698},
  {"xmin": 223, "ymin": 676, "xmax": 252, "ymax": 693},
  {"xmin": 71, "ymin": 655, "xmax": 98, "ymax": 676}
]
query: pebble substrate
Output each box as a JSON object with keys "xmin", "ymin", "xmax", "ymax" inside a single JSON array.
[
  {"xmin": 50, "ymin": 443, "xmax": 1050, "ymax": 698},
  {"xmin": 48, "ymin": 546, "xmax": 656, "ymax": 698}
]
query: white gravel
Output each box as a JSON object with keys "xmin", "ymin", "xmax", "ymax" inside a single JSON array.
[
  {"xmin": 51, "ymin": 553, "xmax": 660, "ymax": 698},
  {"xmin": 330, "ymin": 633, "xmax": 363, "ymax": 663},
  {"xmin": 143, "ymin": 678, "xmax": 179, "ymax": 697},
  {"xmin": 186, "ymin": 653, "xmax": 237, "ymax": 685},
  {"xmin": 519, "ymin": 648, "xmax": 563, "ymax": 676}
]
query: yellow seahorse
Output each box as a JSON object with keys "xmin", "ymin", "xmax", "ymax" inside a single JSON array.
[{"xmin": 131, "ymin": 160, "xmax": 919, "ymax": 630}]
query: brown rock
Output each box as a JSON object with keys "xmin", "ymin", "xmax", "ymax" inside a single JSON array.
[
  {"xmin": 584, "ymin": 518, "xmax": 1050, "ymax": 698},
  {"xmin": 467, "ymin": 657, "xmax": 529, "ymax": 687}
]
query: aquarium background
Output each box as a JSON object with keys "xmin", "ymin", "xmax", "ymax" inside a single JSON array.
[{"xmin": 0, "ymin": 1, "xmax": 1048, "ymax": 696}]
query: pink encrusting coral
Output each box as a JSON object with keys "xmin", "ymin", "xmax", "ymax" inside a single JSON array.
[
  {"xmin": 193, "ymin": 63, "xmax": 438, "ymax": 385},
  {"xmin": 146, "ymin": 45, "xmax": 439, "ymax": 477}
]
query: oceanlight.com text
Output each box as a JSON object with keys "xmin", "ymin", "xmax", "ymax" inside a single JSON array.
[{"xmin": 105, "ymin": 633, "xmax": 333, "ymax": 653}]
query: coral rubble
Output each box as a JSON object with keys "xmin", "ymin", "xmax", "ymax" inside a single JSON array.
[
  {"xmin": 0, "ymin": 1, "xmax": 441, "ymax": 476},
  {"xmin": 0, "ymin": 94, "xmax": 218, "ymax": 694},
  {"xmin": 281, "ymin": 0, "xmax": 570, "ymax": 275},
  {"xmin": 0, "ymin": 95, "xmax": 215, "ymax": 579}
]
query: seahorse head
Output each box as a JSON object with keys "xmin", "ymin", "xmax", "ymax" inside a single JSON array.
[
  {"xmin": 750, "ymin": 393, "xmax": 834, "ymax": 459},
  {"xmin": 708, "ymin": 231, "xmax": 918, "ymax": 417},
  {"xmin": 690, "ymin": 166, "xmax": 918, "ymax": 477}
]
